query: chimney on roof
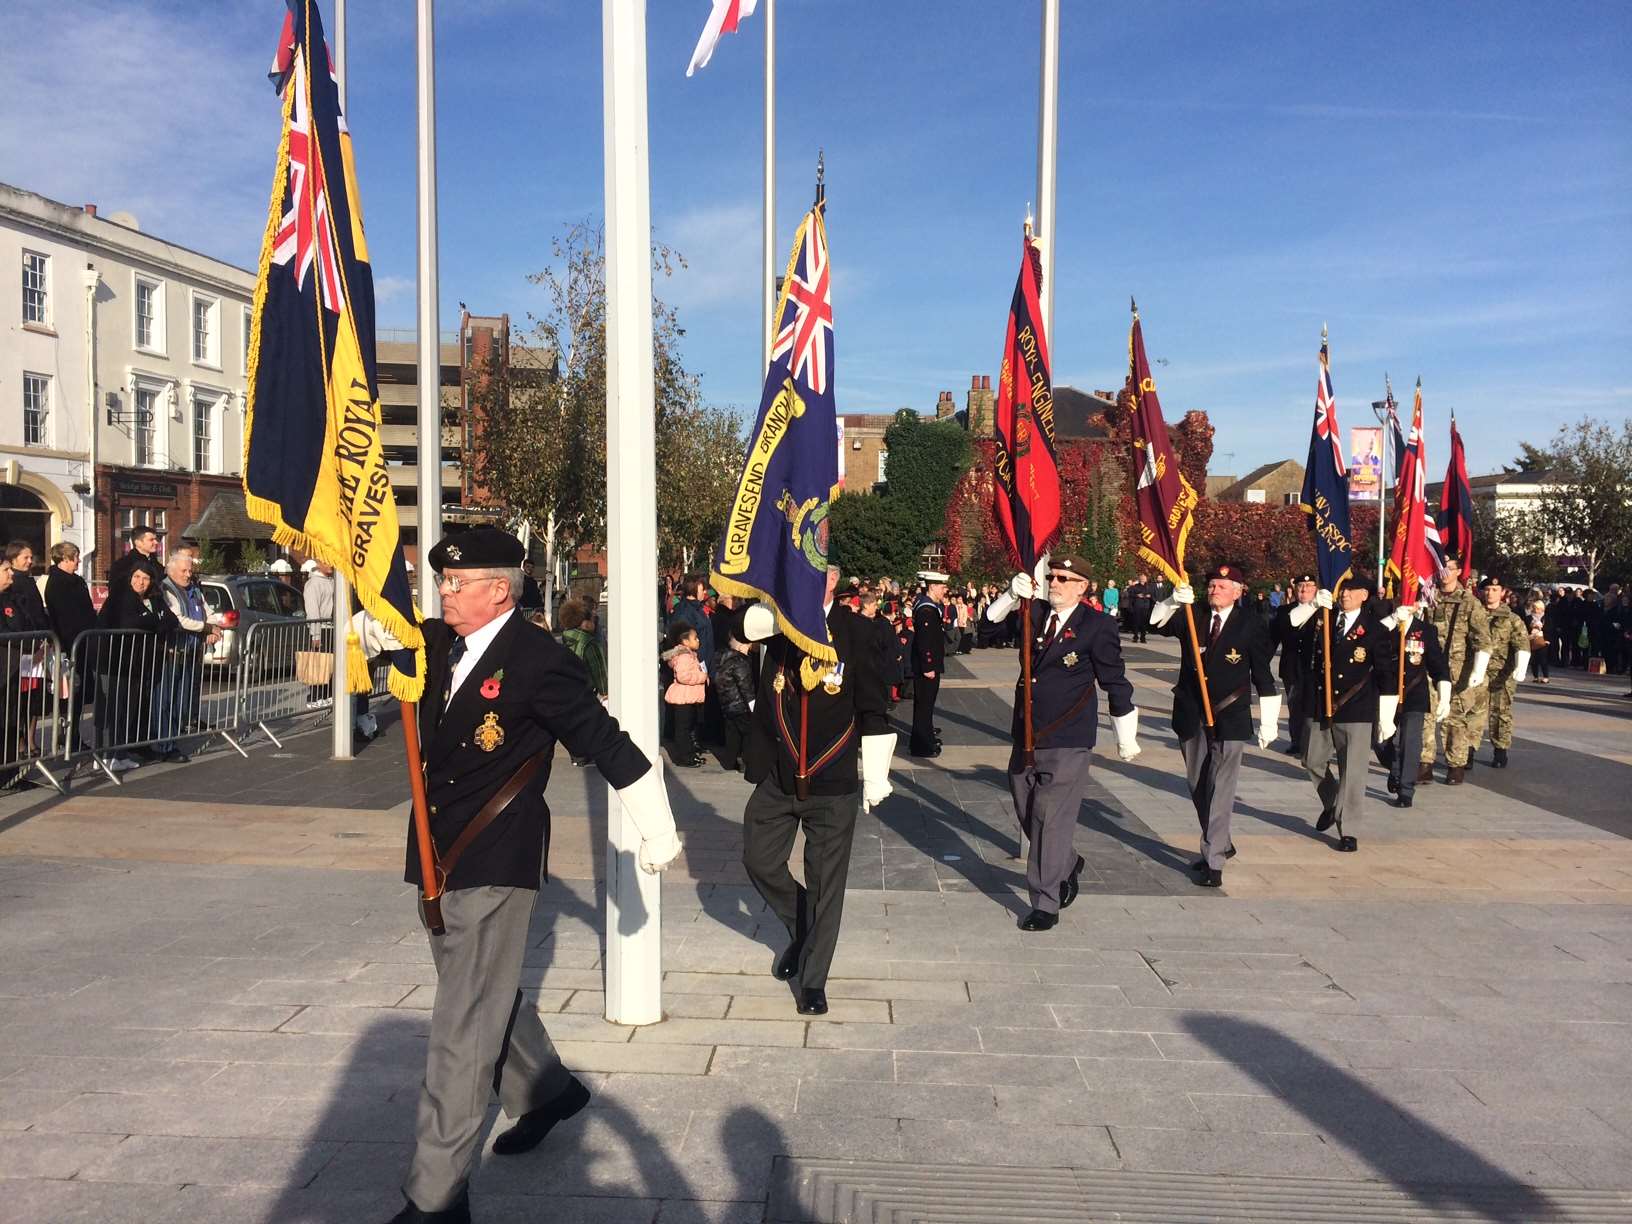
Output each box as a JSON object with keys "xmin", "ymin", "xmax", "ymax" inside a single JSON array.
[
  {"xmin": 935, "ymin": 390, "xmax": 954, "ymax": 419},
  {"xmin": 83, "ymin": 204, "xmax": 97, "ymax": 217},
  {"xmin": 967, "ymin": 374, "xmax": 996, "ymax": 436},
  {"xmin": 982, "ymin": 375, "xmax": 991, "ymax": 390}
]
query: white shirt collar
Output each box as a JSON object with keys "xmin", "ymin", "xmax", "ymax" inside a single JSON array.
[
  {"xmin": 448, "ymin": 607, "xmax": 515, "ymax": 702},
  {"xmin": 1208, "ymin": 604, "xmax": 1232, "ymax": 626}
]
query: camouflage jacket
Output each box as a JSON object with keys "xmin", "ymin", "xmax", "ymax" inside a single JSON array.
[
  {"xmin": 1425, "ymin": 586, "xmax": 1490, "ymax": 687},
  {"xmin": 1485, "ymin": 604, "xmax": 1529, "ymax": 685}
]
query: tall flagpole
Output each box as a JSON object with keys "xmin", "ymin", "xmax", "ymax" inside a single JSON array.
[
  {"xmin": 1035, "ymin": 0, "xmax": 1060, "ymax": 341},
  {"xmin": 762, "ymin": 0, "xmax": 776, "ymax": 376},
  {"xmin": 416, "ymin": 0, "xmax": 443, "ymax": 618},
  {"xmin": 603, "ymin": 0, "xmax": 663, "ymax": 1026},
  {"xmin": 331, "ymin": 0, "xmax": 354, "ymax": 761}
]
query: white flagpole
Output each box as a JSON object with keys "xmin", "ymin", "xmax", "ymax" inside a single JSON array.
[
  {"xmin": 416, "ymin": 0, "xmax": 443, "ymax": 617},
  {"xmin": 332, "ymin": 0, "xmax": 354, "ymax": 761},
  {"xmin": 762, "ymin": 0, "xmax": 776, "ymax": 376},
  {"xmin": 603, "ymin": 0, "xmax": 663, "ymax": 1025},
  {"xmin": 1035, "ymin": 0, "xmax": 1060, "ymax": 342}
]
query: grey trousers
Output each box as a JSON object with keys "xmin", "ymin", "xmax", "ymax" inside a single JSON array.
[
  {"xmin": 1008, "ymin": 748, "xmax": 1093, "ymax": 913},
  {"xmin": 1304, "ymin": 719, "xmax": 1371, "ymax": 830},
  {"xmin": 742, "ymin": 780, "xmax": 858, "ymax": 989},
  {"xmin": 1179, "ymin": 732, "xmax": 1244, "ymax": 870},
  {"xmin": 406, "ymin": 885, "xmax": 572, "ymax": 1212},
  {"xmin": 1389, "ymin": 711, "xmax": 1425, "ymax": 800}
]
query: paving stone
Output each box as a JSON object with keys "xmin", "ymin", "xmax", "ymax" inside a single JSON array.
[
  {"xmin": 707, "ymin": 1047, "xmax": 895, "ymax": 1082},
  {"xmin": 30, "ymin": 1092, "xmax": 296, "ymax": 1139},
  {"xmin": 894, "ymin": 1051, "xmax": 1081, "ymax": 1087},
  {"xmin": 978, "ymin": 1026, "xmax": 1163, "ymax": 1059},
  {"xmin": 0, "ymin": 1131, "xmax": 126, "ymax": 1179},
  {"xmin": 235, "ymin": 979, "xmax": 416, "ymax": 1007},
  {"xmin": 1108, "ymin": 1124, "xmax": 1353, "ymax": 1179},
  {"xmin": 727, "ymin": 995, "xmax": 888, "ymax": 1023},
  {"xmin": 553, "ymin": 1041, "xmax": 713, "ymax": 1075},
  {"xmin": 629, "ymin": 1018, "xmax": 806, "ymax": 1047},
  {"xmin": 899, "ymin": 1117, "xmax": 1118, "ymax": 1167},
  {"xmin": 3, "ymin": 1057, "xmax": 228, "ymax": 1094},
  {"xmin": 806, "ymin": 1022, "xmax": 980, "ymax": 1052},
  {"xmin": 994, "ymin": 1082, "xmax": 1208, "ymax": 1131},
  {"xmin": 794, "ymin": 1079, "xmax": 996, "ymax": 1121},
  {"xmin": 2, "ymin": 1178, "xmax": 191, "ymax": 1224}
]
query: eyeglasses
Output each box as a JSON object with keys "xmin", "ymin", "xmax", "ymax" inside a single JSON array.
[
  {"xmin": 1046, "ymin": 573, "xmax": 1084, "ymax": 584},
  {"xmin": 437, "ymin": 573, "xmax": 502, "ymax": 594}
]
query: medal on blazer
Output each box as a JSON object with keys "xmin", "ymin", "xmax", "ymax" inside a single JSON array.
[
  {"xmin": 773, "ymin": 671, "xmax": 787, "ymax": 694},
  {"xmin": 1062, "ymin": 651, "xmax": 1079, "ymax": 668},
  {"xmin": 1353, "ymin": 647, "xmax": 1367, "ymax": 663},
  {"xmin": 1225, "ymin": 648, "xmax": 1242, "ymax": 664},
  {"xmin": 822, "ymin": 662, "xmax": 845, "ymax": 695},
  {"xmin": 474, "ymin": 711, "xmax": 505, "ymax": 752}
]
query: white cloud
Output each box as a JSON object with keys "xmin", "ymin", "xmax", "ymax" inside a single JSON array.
[
  {"xmin": 0, "ymin": 1, "xmax": 276, "ymax": 266},
  {"xmin": 372, "ymin": 274, "xmax": 414, "ymax": 303},
  {"xmin": 658, "ymin": 200, "xmax": 760, "ymax": 312}
]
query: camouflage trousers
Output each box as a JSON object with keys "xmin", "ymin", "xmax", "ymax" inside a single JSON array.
[
  {"xmin": 1421, "ymin": 683, "xmax": 1489, "ymax": 768},
  {"xmin": 1474, "ymin": 680, "xmax": 1518, "ymax": 750}
]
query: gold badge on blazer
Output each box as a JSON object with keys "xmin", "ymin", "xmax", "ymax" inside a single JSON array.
[
  {"xmin": 1224, "ymin": 648, "xmax": 1242, "ymax": 664},
  {"xmin": 1353, "ymin": 647, "xmax": 1367, "ymax": 663},
  {"xmin": 773, "ymin": 672, "xmax": 787, "ymax": 694},
  {"xmin": 822, "ymin": 662, "xmax": 846, "ymax": 695},
  {"xmin": 474, "ymin": 711, "xmax": 505, "ymax": 752},
  {"xmin": 1062, "ymin": 650, "xmax": 1079, "ymax": 668}
]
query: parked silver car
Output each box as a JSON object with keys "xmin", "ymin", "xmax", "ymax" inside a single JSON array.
[{"xmin": 198, "ymin": 575, "xmax": 305, "ymax": 666}]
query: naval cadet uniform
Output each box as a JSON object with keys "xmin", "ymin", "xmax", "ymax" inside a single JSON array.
[
  {"xmin": 392, "ymin": 529, "xmax": 672, "ymax": 1224},
  {"xmin": 1002, "ymin": 564, "xmax": 1137, "ymax": 927},
  {"xmin": 742, "ymin": 601, "xmax": 887, "ymax": 1013},
  {"xmin": 1384, "ymin": 614, "xmax": 1449, "ymax": 806},
  {"xmin": 909, "ymin": 584, "xmax": 946, "ymax": 756},
  {"xmin": 1154, "ymin": 567, "xmax": 1277, "ymax": 883},
  {"xmin": 1303, "ymin": 580, "xmax": 1397, "ymax": 849}
]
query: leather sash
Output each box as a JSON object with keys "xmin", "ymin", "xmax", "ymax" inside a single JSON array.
[
  {"xmin": 1333, "ymin": 678, "xmax": 1370, "ymax": 713},
  {"xmin": 1210, "ymin": 683, "xmax": 1252, "ymax": 718},
  {"xmin": 435, "ymin": 750, "xmax": 550, "ymax": 886},
  {"xmin": 1034, "ymin": 684, "xmax": 1096, "ymax": 744}
]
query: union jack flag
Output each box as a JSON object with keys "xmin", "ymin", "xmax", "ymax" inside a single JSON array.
[
  {"xmin": 1299, "ymin": 329, "xmax": 1353, "ymax": 591},
  {"xmin": 1314, "ymin": 339, "xmax": 1344, "ymax": 473},
  {"xmin": 269, "ymin": 9, "xmax": 344, "ymax": 312},
  {"xmin": 1387, "ymin": 379, "xmax": 1444, "ymax": 606},
  {"xmin": 770, "ymin": 211, "xmax": 832, "ymax": 395}
]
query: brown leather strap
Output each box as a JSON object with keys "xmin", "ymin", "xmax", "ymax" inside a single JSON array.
[
  {"xmin": 437, "ymin": 750, "xmax": 550, "ymax": 883},
  {"xmin": 1210, "ymin": 683, "xmax": 1252, "ymax": 718},
  {"xmin": 1034, "ymin": 684, "xmax": 1096, "ymax": 744},
  {"xmin": 1333, "ymin": 678, "xmax": 1370, "ymax": 712}
]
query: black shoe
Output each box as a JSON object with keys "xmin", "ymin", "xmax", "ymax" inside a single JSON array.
[
  {"xmin": 1190, "ymin": 845, "xmax": 1236, "ymax": 871},
  {"xmin": 1195, "ymin": 868, "xmax": 1223, "ymax": 888},
  {"xmin": 1018, "ymin": 909, "xmax": 1058, "ymax": 932},
  {"xmin": 1395, "ymin": 796, "xmax": 1413, "ymax": 808},
  {"xmin": 1337, "ymin": 835, "xmax": 1359, "ymax": 852},
  {"xmin": 1386, "ymin": 776, "xmax": 1399, "ymax": 794},
  {"xmin": 773, "ymin": 941, "xmax": 802, "ymax": 981},
  {"xmin": 1315, "ymin": 808, "xmax": 1336, "ymax": 832},
  {"xmin": 1493, "ymin": 746, "xmax": 1508, "ymax": 768},
  {"xmin": 386, "ymin": 1190, "xmax": 471, "ymax": 1223},
  {"xmin": 1059, "ymin": 855, "xmax": 1086, "ymax": 909},
  {"xmin": 796, "ymin": 988, "xmax": 828, "ymax": 1015},
  {"xmin": 162, "ymin": 750, "xmax": 190, "ymax": 764},
  {"xmin": 492, "ymin": 1076, "xmax": 591, "ymax": 1156}
]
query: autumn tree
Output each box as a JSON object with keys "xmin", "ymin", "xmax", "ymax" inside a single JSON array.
[{"xmin": 1532, "ymin": 416, "xmax": 1632, "ymax": 588}]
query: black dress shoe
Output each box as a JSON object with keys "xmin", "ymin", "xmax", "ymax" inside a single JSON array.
[
  {"xmin": 162, "ymin": 750, "xmax": 190, "ymax": 764},
  {"xmin": 1386, "ymin": 776, "xmax": 1398, "ymax": 794},
  {"xmin": 796, "ymin": 988, "xmax": 828, "ymax": 1015},
  {"xmin": 1195, "ymin": 868, "xmax": 1223, "ymax": 888},
  {"xmin": 1059, "ymin": 855, "xmax": 1086, "ymax": 909},
  {"xmin": 773, "ymin": 941, "xmax": 802, "ymax": 981},
  {"xmin": 386, "ymin": 1190, "xmax": 471, "ymax": 1223},
  {"xmin": 1336, "ymin": 835, "xmax": 1359, "ymax": 852},
  {"xmin": 492, "ymin": 1076, "xmax": 591, "ymax": 1155},
  {"xmin": 1190, "ymin": 845, "xmax": 1237, "ymax": 871},
  {"xmin": 1493, "ymin": 746, "xmax": 1508, "ymax": 768},
  {"xmin": 1394, "ymin": 796, "xmax": 1413, "ymax": 808},
  {"xmin": 1315, "ymin": 808, "xmax": 1336, "ymax": 832},
  {"xmin": 1017, "ymin": 909, "xmax": 1058, "ymax": 932}
]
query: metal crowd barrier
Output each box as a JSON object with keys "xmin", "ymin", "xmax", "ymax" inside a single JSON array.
[{"xmin": 0, "ymin": 630, "xmax": 66, "ymax": 793}]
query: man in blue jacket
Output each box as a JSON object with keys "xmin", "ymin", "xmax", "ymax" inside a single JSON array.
[{"xmin": 986, "ymin": 553, "xmax": 1141, "ymax": 931}]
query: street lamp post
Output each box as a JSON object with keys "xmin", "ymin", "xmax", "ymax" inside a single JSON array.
[{"xmin": 1370, "ymin": 391, "xmax": 1392, "ymax": 579}]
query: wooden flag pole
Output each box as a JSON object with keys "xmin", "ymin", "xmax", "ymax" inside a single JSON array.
[
  {"xmin": 399, "ymin": 700, "xmax": 444, "ymax": 935},
  {"xmin": 1322, "ymin": 606, "xmax": 1334, "ymax": 719},
  {"xmin": 1398, "ymin": 618, "xmax": 1407, "ymax": 696},
  {"xmin": 1183, "ymin": 602, "xmax": 1215, "ymax": 727},
  {"xmin": 1021, "ymin": 594, "xmax": 1036, "ymax": 766}
]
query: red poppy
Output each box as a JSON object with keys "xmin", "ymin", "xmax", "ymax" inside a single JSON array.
[
  {"xmin": 480, "ymin": 677, "xmax": 501, "ymax": 699},
  {"xmin": 1354, "ymin": 625, "xmax": 1366, "ymax": 637},
  {"xmin": 2, "ymin": 607, "xmax": 11, "ymax": 617}
]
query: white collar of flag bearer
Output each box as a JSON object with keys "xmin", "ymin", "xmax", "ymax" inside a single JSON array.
[{"xmin": 243, "ymin": 0, "xmax": 425, "ymax": 702}]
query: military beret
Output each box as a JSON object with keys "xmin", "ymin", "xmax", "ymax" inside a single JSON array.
[
  {"xmin": 1292, "ymin": 572, "xmax": 1316, "ymax": 585},
  {"xmin": 1206, "ymin": 562, "xmax": 1248, "ymax": 583},
  {"xmin": 1047, "ymin": 553, "xmax": 1091, "ymax": 578},
  {"xmin": 1476, "ymin": 575, "xmax": 1506, "ymax": 591},
  {"xmin": 1441, "ymin": 550, "xmax": 1463, "ymax": 565},
  {"xmin": 1345, "ymin": 572, "xmax": 1377, "ymax": 596},
  {"xmin": 427, "ymin": 527, "xmax": 525, "ymax": 572}
]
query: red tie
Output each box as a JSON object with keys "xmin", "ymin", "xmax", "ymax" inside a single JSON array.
[{"xmin": 1209, "ymin": 613, "xmax": 1222, "ymax": 650}]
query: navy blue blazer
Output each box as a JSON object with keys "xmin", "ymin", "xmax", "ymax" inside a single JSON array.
[{"xmin": 1009, "ymin": 601, "xmax": 1135, "ymax": 771}]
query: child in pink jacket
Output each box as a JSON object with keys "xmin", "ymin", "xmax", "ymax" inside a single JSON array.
[{"xmin": 661, "ymin": 623, "xmax": 707, "ymax": 767}]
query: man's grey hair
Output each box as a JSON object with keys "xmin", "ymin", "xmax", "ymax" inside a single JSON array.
[{"xmin": 476, "ymin": 567, "xmax": 525, "ymax": 604}]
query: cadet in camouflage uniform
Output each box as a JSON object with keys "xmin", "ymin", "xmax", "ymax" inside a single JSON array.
[
  {"xmin": 1418, "ymin": 553, "xmax": 1492, "ymax": 785},
  {"xmin": 1473, "ymin": 576, "xmax": 1531, "ymax": 768}
]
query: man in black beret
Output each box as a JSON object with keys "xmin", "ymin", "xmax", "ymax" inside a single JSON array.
[
  {"xmin": 1271, "ymin": 573, "xmax": 1319, "ymax": 757},
  {"xmin": 1149, "ymin": 563, "xmax": 1279, "ymax": 887},
  {"xmin": 372, "ymin": 528, "xmax": 682, "ymax": 1224}
]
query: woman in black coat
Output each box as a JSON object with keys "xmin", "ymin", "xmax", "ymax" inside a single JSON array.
[
  {"xmin": 45, "ymin": 542, "xmax": 97, "ymax": 751},
  {"xmin": 95, "ymin": 565, "xmax": 178, "ymax": 768}
]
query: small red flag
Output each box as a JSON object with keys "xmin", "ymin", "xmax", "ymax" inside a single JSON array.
[
  {"xmin": 992, "ymin": 233, "xmax": 1062, "ymax": 572},
  {"xmin": 1125, "ymin": 308, "xmax": 1198, "ymax": 586},
  {"xmin": 1386, "ymin": 379, "xmax": 1445, "ymax": 605},
  {"xmin": 1439, "ymin": 412, "xmax": 1474, "ymax": 572}
]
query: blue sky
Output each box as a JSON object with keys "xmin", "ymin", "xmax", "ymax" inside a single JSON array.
[{"xmin": 5, "ymin": 1, "xmax": 1628, "ymax": 478}]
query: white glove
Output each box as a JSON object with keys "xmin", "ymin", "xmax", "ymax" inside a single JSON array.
[
  {"xmin": 1465, "ymin": 650, "xmax": 1491, "ymax": 689},
  {"xmin": 615, "ymin": 766, "xmax": 683, "ymax": 873},
  {"xmin": 351, "ymin": 609, "xmax": 405, "ymax": 655},
  {"xmin": 1512, "ymin": 650, "xmax": 1531, "ymax": 684},
  {"xmin": 860, "ymin": 732, "xmax": 896, "ymax": 813},
  {"xmin": 1288, "ymin": 603, "xmax": 1317, "ymax": 629},
  {"xmin": 985, "ymin": 592, "xmax": 1016, "ymax": 623},
  {"xmin": 1009, "ymin": 571, "xmax": 1039, "ymax": 601},
  {"xmin": 1111, "ymin": 709, "xmax": 1141, "ymax": 761},
  {"xmin": 1395, "ymin": 605, "xmax": 1415, "ymax": 630},
  {"xmin": 1255, "ymin": 694, "xmax": 1281, "ymax": 749},
  {"xmin": 1435, "ymin": 680, "xmax": 1452, "ymax": 722},
  {"xmin": 741, "ymin": 603, "xmax": 777, "ymax": 642},
  {"xmin": 1377, "ymin": 694, "xmax": 1399, "ymax": 743},
  {"xmin": 1173, "ymin": 584, "xmax": 1195, "ymax": 605},
  {"xmin": 1315, "ymin": 589, "xmax": 1334, "ymax": 610}
]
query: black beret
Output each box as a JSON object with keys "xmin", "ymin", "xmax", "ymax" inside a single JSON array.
[
  {"xmin": 1048, "ymin": 553, "xmax": 1091, "ymax": 577},
  {"xmin": 1206, "ymin": 562, "xmax": 1248, "ymax": 583},
  {"xmin": 1345, "ymin": 572, "xmax": 1376, "ymax": 596},
  {"xmin": 1476, "ymin": 575, "xmax": 1506, "ymax": 591},
  {"xmin": 1292, "ymin": 572, "xmax": 1316, "ymax": 585},
  {"xmin": 427, "ymin": 528, "xmax": 525, "ymax": 572},
  {"xmin": 1441, "ymin": 550, "xmax": 1463, "ymax": 565}
]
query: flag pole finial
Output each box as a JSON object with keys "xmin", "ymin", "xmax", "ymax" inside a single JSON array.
[
  {"xmin": 1130, "ymin": 296, "xmax": 1138, "ymax": 319},
  {"xmin": 1322, "ymin": 321, "xmax": 1328, "ymax": 345},
  {"xmin": 814, "ymin": 149, "xmax": 824, "ymax": 207}
]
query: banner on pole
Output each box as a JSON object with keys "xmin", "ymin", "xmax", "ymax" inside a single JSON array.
[{"xmin": 1349, "ymin": 427, "xmax": 1383, "ymax": 501}]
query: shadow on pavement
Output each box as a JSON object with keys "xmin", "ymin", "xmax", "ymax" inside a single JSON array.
[{"xmin": 1181, "ymin": 1015, "xmax": 1559, "ymax": 1223}]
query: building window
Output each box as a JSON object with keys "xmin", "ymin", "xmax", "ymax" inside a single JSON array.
[
  {"xmin": 134, "ymin": 386, "xmax": 158, "ymax": 466},
  {"xmin": 23, "ymin": 373, "xmax": 49, "ymax": 447},
  {"xmin": 22, "ymin": 251, "xmax": 49, "ymax": 325},
  {"xmin": 191, "ymin": 293, "xmax": 219, "ymax": 365},
  {"xmin": 135, "ymin": 277, "xmax": 163, "ymax": 351},
  {"xmin": 1245, "ymin": 488, "xmax": 1265, "ymax": 504},
  {"xmin": 877, "ymin": 449, "xmax": 888, "ymax": 483},
  {"xmin": 192, "ymin": 393, "xmax": 213, "ymax": 472},
  {"xmin": 242, "ymin": 306, "xmax": 253, "ymax": 370}
]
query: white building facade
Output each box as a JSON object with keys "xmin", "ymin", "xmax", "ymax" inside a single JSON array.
[{"xmin": 1, "ymin": 182, "xmax": 254, "ymax": 577}]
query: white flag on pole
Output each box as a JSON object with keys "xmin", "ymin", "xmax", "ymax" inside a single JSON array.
[{"xmin": 686, "ymin": 0, "xmax": 758, "ymax": 77}]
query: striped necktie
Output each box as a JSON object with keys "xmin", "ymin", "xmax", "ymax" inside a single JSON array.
[{"xmin": 443, "ymin": 636, "xmax": 467, "ymax": 707}]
